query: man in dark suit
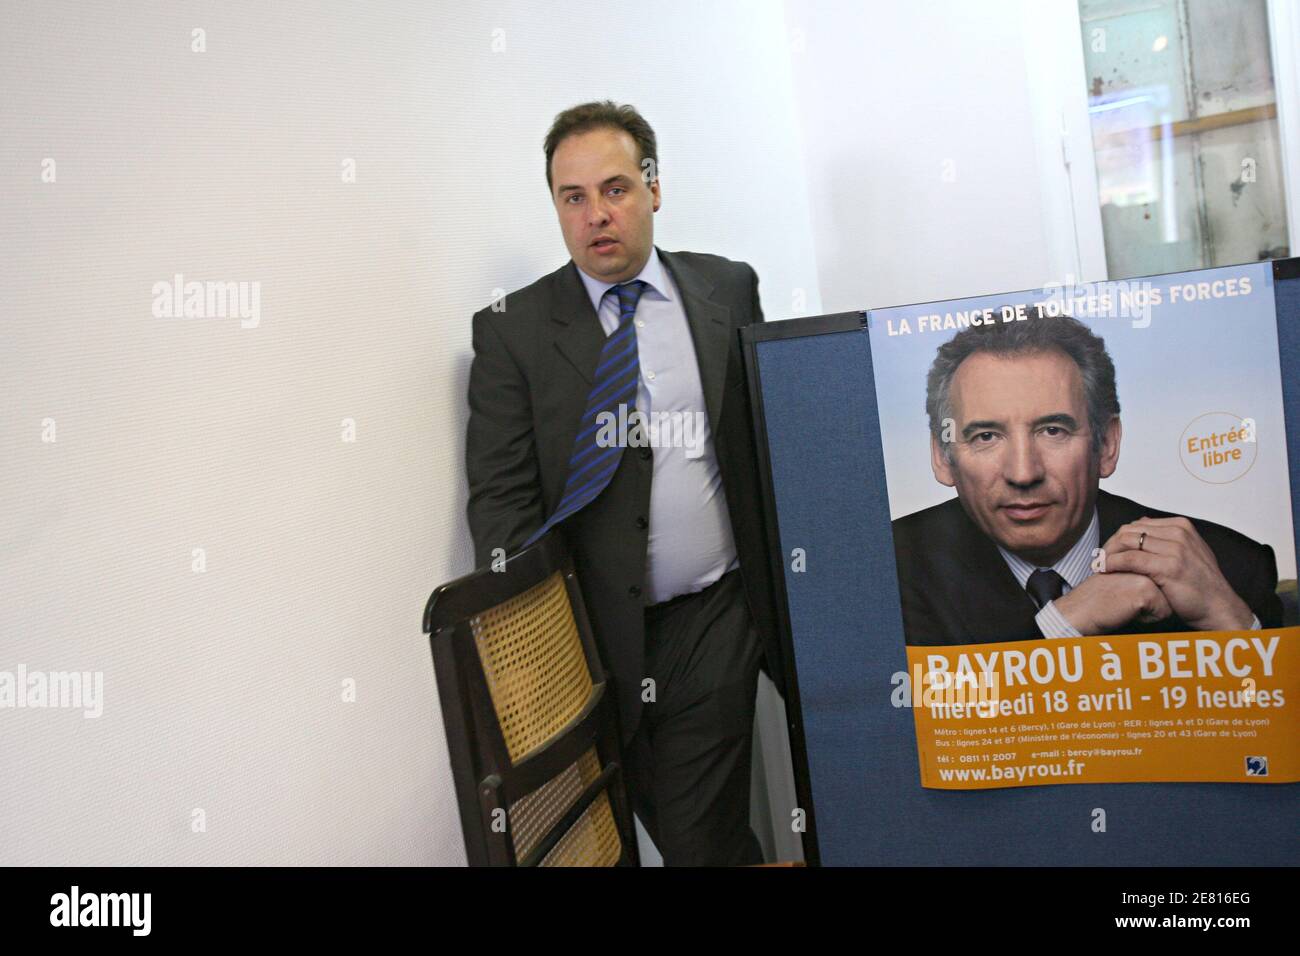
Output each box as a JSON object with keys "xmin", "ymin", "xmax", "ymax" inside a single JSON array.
[
  {"xmin": 892, "ymin": 311, "xmax": 1283, "ymax": 647},
  {"xmin": 463, "ymin": 101, "xmax": 783, "ymax": 865}
]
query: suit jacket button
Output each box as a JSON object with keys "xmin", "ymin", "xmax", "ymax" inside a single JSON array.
[
  {"xmin": 628, "ymin": 585, "xmax": 642, "ymax": 598},
  {"xmin": 639, "ymin": 447, "xmax": 651, "ymax": 461},
  {"xmin": 635, "ymin": 516, "xmax": 648, "ymax": 529}
]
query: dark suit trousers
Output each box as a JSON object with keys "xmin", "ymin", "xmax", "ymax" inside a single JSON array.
[{"xmin": 622, "ymin": 568, "xmax": 765, "ymax": 866}]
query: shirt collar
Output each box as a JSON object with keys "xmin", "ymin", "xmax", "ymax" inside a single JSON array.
[
  {"xmin": 997, "ymin": 507, "xmax": 1100, "ymax": 591},
  {"xmin": 576, "ymin": 246, "xmax": 672, "ymax": 316}
]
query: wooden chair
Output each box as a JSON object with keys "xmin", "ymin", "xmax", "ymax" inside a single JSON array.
[{"xmin": 422, "ymin": 530, "xmax": 639, "ymax": 866}]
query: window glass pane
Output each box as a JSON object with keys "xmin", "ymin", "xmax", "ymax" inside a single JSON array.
[{"xmin": 1079, "ymin": 0, "xmax": 1291, "ymax": 279}]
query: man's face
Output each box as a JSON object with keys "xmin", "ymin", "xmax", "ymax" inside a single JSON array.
[
  {"xmin": 550, "ymin": 126, "xmax": 660, "ymax": 284},
  {"xmin": 930, "ymin": 349, "xmax": 1121, "ymax": 566}
]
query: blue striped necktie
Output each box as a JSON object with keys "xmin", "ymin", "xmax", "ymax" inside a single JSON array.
[{"xmin": 522, "ymin": 280, "xmax": 648, "ymax": 548}]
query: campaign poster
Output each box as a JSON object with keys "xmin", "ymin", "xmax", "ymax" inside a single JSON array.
[{"xmin": 868, "ymin": 262, "xmax": 1299, "ymax": 789}]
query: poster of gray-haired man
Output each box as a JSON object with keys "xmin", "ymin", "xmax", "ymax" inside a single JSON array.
[{"xmin": 868, "ymin": 263, "xmax": 1294, "ymax": 648}]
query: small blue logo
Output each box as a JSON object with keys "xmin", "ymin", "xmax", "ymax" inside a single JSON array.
[{"xmin": 1245, "ymin": 756, "xmax": 1268, "ymax": 776}]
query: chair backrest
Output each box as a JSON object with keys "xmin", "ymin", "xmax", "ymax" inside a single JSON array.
[{"xmin": 423, "ymin": 530, "xmax": 639, "ymax": 866}]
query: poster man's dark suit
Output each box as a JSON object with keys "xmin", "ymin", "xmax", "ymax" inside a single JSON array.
[
  {"xmin": 464, "ymin": 247, "xmax": 785, "ymax": 862},
  {"xmin": 892, "ymin": 489, "xmax": 1283, "ymax": 646}
]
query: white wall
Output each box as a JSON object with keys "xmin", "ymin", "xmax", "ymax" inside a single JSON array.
[
  {"xmin": 1270, "ymin": 0, "xmax": 1300, "ymax": 246},
  {"xmin": 784, "ymin": 0, "xmax": 1093, "ymax": 313},
  {"xmin": 782, "ymin": 0, "xmax": 1298, "ymax": 315},
  {"xmin": 1, "ymin": 0, "xmax": 820, "ymax": 865}
]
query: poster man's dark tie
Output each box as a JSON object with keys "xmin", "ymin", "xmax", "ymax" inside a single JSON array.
[
  {"xmin": 521, "ymin": 280, "xmax": 648, "ymax": 549},
  {"xmin": 1025, "ymin": 568, "xmax": 1067, "ymax": 610}
]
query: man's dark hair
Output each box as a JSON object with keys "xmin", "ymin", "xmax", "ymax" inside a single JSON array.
[
  {"xmin": 544, "ymin": 100, "xmax": 657, "ymax": 193},
  {"xmin": 926, "ymin": 310, "xmax": 1121, "ymax": 461}
]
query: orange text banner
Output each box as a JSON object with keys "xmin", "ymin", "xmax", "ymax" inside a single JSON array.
[{"xmin": 905, "ymin": 627, "xmax": 1298, "ymax": 789}]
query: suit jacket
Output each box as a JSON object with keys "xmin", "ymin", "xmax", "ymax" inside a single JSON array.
[
  {"xmin": 464, "ymin": 246, "xmax": 784, "ymax": 744},
  {"xmin": 892, "ymin": 489, "xmax": 1283, "ymax": 646}
]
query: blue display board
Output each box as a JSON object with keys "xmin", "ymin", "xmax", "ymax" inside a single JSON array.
[{"xmin": 743, "ymin": 260, "xmax": 1300, "ymax": 866}]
